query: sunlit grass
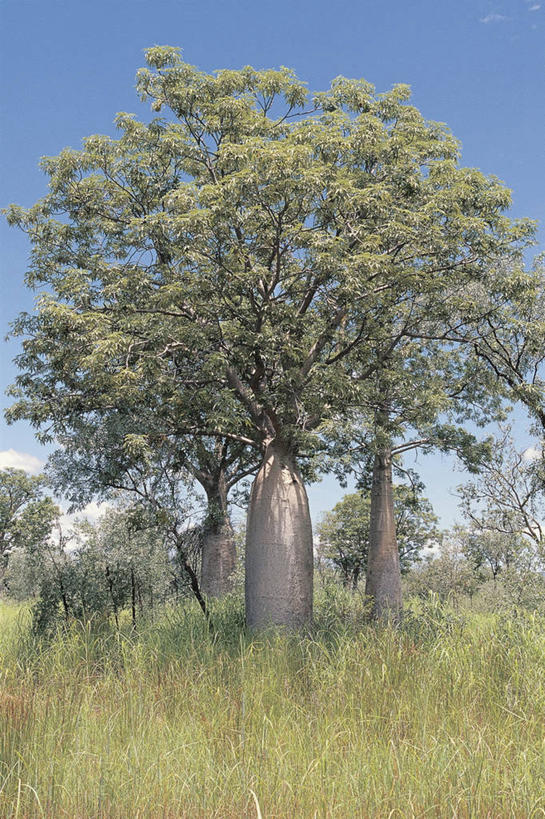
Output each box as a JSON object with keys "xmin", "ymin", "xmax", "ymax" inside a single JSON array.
[{"xmin": 1, "ymin": 594, "xmax": 544, "ymax": 817}]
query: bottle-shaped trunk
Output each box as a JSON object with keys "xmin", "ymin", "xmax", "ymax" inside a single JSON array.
[
  {"xmin": 245, "ymin": 441, "xmax": 313, "ymax": 629},
  {"xmin": 200, "ymin": 475, "xmax": 236, "ymax": 598},
  {"xmin": 365, "ymin": 447, "xmax": 402, "ymax": 620}
]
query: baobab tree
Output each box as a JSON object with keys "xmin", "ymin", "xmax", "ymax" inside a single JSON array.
[{"xmin": 6, "ymin": 47, "xmax": 535, "ymax": 626}]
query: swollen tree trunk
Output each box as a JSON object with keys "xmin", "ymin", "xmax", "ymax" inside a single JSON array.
[
  {"xmin": 200, "ymin": 474, "xmax": 237, "ymax": 598},
  {"xmin": 365, "ymin": 447, "xmax": 402, "ymax": 620},
  {"xmin": 245, "ymin": 441, "xmax": 313, "ymax": 629}
]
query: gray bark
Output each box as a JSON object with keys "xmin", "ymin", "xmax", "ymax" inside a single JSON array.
[
  {"xmin": 200, "ymin": 476, "xmax": 236, "ymax": 598},
  {"xmin": 245, "ymin": 441, "xmax": 313, "ymax": 629},
  {"xmin": 365, "ymin": 447, "xmax": 402, "ymax": 620}
]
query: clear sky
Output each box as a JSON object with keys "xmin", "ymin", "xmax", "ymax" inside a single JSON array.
[{"xmin": 1, "ymin": 0, "xmax": 543, "ymax": 526}]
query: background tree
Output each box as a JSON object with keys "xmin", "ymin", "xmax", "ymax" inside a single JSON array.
[
  {"xmin": 46, "ymin": 404, "xmax": 261, "ymax": 598},
  {"xmin": 5, "ymin": 47, "xmax": 535, "ymax": 627},
  {"xmin": 457, "ymin": 526, "xmax": 528, "ymax": 584},
  {"xmin": 404, "ymin": 526, "xmax": 545, "ymax": 611},
  {"xmin": 0, "ymin": 468, "xmax": 59, "ymax": 592},
  {"xmin": 404, "ymin": 536, "xmax": 480, "ymax": 605},
  {"xmin": 458, "ymin": 426, "xmax": 544, "ymax": 551},
  {"xmin": 48, "ymin": 435, "xmax": 222, "ymax": 619},
  {"xmin": 317, "ymin": 485, "xmax": 440, "ymax": 589},
  {"xmin": 15, "ymin": 505, "xmax": 181, "ymax": 633}
]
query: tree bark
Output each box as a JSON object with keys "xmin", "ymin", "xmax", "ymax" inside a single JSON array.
[
  {"xmin": 174, "ymin": 536, "xmax": 212, "ymax": 627},
  {"xmin": 105, "ymin": 564, "xmax": 119, "ymax": 629},
  {"xmin": 200, "ymin": 474, "xmax": 237, "ymax": 598},
  {"xmin": 245, "ymin": 440, "xmax": 313, "ymax": 629},
  {"xmin": 365, "ymin": 447, "xmax": 402, "ymax": 620},
  {"xmin": 130, "ymin": 564, "xmax": 137, "ymax": 628},
  {"xmin": 0, "ymin": 559, "xmax": 7, "ymax": 595}
]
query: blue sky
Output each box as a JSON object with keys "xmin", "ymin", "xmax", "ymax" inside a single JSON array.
[{"xmin": 1, "ymin": 0, "xmax": 543, "ymax": 526}]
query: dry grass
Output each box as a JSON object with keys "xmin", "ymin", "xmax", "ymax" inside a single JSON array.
[{"xmin": 1, "ymin": 592, "xmax": 544, "ymax": 817}]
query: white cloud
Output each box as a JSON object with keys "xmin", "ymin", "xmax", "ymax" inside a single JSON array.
[
  {"xmin": 480, "ymin": 13, "xmax": 510, "ymax": 22},
  {"xmin": 60, "ymin": 501, "xmax": 111, "ymax": 529},
  {"xmin": 522, "ymin": 446, "xmax": 542, "ymax": 461},
  {"xmin": 0, "ymin": 449, "xmax": 45, "ymax": 475},
  {"xmin": 528, "ymin": 4, "xmax": 541, "ymax": 10}
]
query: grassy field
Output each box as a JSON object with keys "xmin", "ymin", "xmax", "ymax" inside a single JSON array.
[{"xmin": 1, "ymin": 593, "xmax": 545, "ymax": 818}]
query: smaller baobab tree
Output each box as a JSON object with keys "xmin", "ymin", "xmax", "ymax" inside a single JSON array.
[
  {"xmin": 326, "ymin": 331, "xmax": 502, "ymax": 618},
  {"xmin": 317, "ymin": 486, "xmax": 440, "ymax": 589},
  {"xmin": 46, "ymin": 402, "xmax": 260, "ymax": 599}
]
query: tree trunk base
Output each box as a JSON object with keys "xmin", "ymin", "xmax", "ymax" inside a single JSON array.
[
  {"xmin": 245, "ymin": 442, "xmax": 313, "ymax": 629},
  {"xmin": 201, "ymin": 523, "xmax": 236, "ymax": 598},
  {"xmin": 365, "ymin": 448, "xmax": 402, "ymax": 621}
]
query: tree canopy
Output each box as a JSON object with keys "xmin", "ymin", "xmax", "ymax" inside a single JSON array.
[{"xmin": 0, "ymin": 468, "xmax": 59, "ymax": 592}]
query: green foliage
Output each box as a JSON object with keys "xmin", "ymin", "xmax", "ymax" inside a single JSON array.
[
  {"xmin": 465, "ymin": 262, "xmax": 545, "ymax": 432},
  {"xmin": 12, "ymin": 505, "xmax": 192, "ymax": 633},
  {"xmin": 459, "ymin": 526, "xmax": 530, "ymax": 581},
  {"xmin": 472, "ymin": 570, "xmax": 545, "ymax": 612},
  {"xmin": 5, "ymin": 48, "xmax": 535, "ymax": 470},
  {"xmin": 404, "ymin": 537, "xmax": 481, "ymax": 604},
  {"xmin": 317, "ymin": 486, "xmax": 440, "ymax": 587},
  {"xmin": 0, "ymin": 469, "xmax": 59, "ymax": 592},
  {"xmin": 404, "ymin": 524, "xmax": 545, "ymax": 612}
]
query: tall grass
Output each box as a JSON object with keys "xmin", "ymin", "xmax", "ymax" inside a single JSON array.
[{"xmin": 1, "ymin": 592, "xmax": 544, "ymax": 817}]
